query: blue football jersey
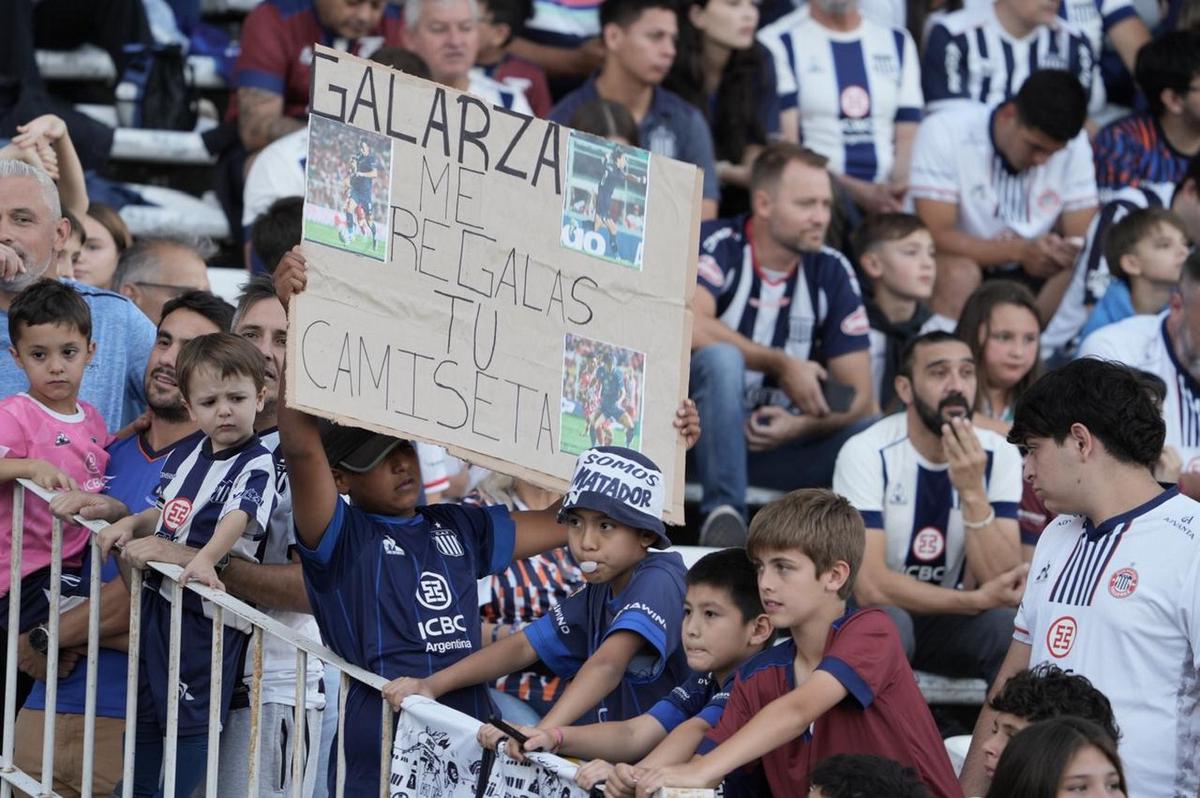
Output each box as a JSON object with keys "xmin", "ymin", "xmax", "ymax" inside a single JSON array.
[
  {"xmin": 525, "ymin": 550, "xmax": 689, "ymax": 724},
  {"xmin": 298, "ymin": 500, "xmax": 516, "ymax": 796},
  {"xmin": 647, "ymin": 670, "xmax": 733, "ymax": 733}
]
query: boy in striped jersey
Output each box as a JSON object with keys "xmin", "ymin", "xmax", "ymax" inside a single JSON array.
[{"xmin": 98, "ymin": 333, "xmax": 277, "ymax": 798}]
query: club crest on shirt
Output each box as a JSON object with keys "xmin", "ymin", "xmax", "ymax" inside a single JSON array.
[
  {"xmin": 162, "ymin": 497, "xmax": 193, "ymax": 532},
  {"xmin": 432, "ymin": 527, "xmax": 465, "ymax": 558},
  {"xmin": 1046, "ymin": 615, "xmax": 1078, "ymax": 658},
  {"xmin": 1108, "ymin": 567, "xmax": 1138, "ymax": 599}
]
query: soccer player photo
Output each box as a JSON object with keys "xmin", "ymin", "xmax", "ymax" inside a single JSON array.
[
  {"xmin": 560, "ymin": 333, "xmax": 646, "ymax": 456},
  {"xmin": 302, "ymin": 115, "xmax": 393, "ymax": 262},
  {"xmin": 560, "ymin": 131, "xmax": 650, "ymax": 271}
]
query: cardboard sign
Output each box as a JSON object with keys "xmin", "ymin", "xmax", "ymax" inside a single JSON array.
[{"xmin": 290, "ymin": 46, "xmax": 701, "ymax": 520}]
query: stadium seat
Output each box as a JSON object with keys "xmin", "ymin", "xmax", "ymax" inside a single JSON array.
[
  {"xmin": 119, "ymin": 184, "xmax": 230, "ymax": 240},
  {"xmin": 36, "ymin": 45, "xmax": 227, "ymax": 89}
]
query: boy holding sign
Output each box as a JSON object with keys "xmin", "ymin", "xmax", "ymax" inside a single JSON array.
[{"xmin": 272, "ymin": 250, "xmax": 698, "ymax": 795}]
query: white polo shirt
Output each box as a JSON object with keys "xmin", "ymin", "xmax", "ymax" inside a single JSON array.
[
  {"xmin": 1016, "ymin": 489, "xmax": 1200, "ymax": 797},
  {"xmin": 833, "ymin": 412, "xmax": 1022, "ymax": 588},
  {"xmin": 907, "ymin": 103, "xmax": 1097, "ymax": 245},
  {"xmin": 1078, "ymin": 312, "xmax": 1200, "ymax": 474}
]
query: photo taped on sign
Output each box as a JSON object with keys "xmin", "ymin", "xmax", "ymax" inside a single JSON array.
[
  {"xmin": 303, "ymin": 115, "xmax": 395, "ymax": 262},
  {"xmin": 560, "ymin": 333, "xmax": 647, "ymax": 456},
  {"xmin": 560, "ymin": 131, "xmax": 650, "ymax": 271}
]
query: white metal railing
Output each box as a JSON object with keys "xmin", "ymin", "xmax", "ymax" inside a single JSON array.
[{"xmin": 0, "ymin": 479, "xmax": 391, "ymax": 798}]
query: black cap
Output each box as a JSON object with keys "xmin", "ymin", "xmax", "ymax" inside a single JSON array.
[{"xmin": 319, "ymin": 421, "xmax": 412, "ymax": 473}]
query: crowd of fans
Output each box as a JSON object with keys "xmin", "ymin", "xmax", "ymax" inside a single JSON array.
[{"xmin": 0, "ymin": 0, "xmax": 1199, "ymax": 795}]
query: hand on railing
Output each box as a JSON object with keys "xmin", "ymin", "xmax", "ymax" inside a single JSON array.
[
  {"xmin": 97, "ymin": 518, "xmax": 136, "ymax": 559},
  {"xmin": 49, "ymin": 490, "xmax": 129, "ymax": 523},
  {"xmin": 25, "ymin": 460, "xmax": 79, "ymax": 492},
  {"xmin": 178, "ymin": 554, "xmax": 224, "ymax": 592},
  {"xmin": 381, "ymin": 675, "xmax": 434, "ymax": 711}
]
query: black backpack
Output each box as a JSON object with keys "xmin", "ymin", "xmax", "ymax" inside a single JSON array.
[{"xmin": 116, "ymin": 44, "xmax": 198, "ymax": 131}]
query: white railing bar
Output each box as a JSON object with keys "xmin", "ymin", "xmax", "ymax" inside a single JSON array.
[
  {"xmin": 291, "ymin": 650, "xmax": 307, "ymax": 798},
  {"xmin": 246, "ymin": 627, "xmax": 264, "ymax": 797},
  {"xmin": 379, "ymin": 693, "xmax": 393, "ymax": 798},
  {"xmin": 2, "ymin": 483, "xmax": 25, "ymax": 798},
  {"xmin": 335, "ymin": 671, "xmax": 348, "ymax": 798},
  {"xmin": 2, "ymin": 763, "xmax": 57, "ymax": 797},
  {"xmin": 163, "ymin": 580, "xmax": 184, "ymax": 798},
  {"xmin": 15, "ymin": 482, "xmax": 386, "ymax": 693},
  {"xmin": 204, "ymin": 605, "xmax": 224, "ymax": 798},
  {"xmin": 40, "ymin": 515, "xmax": 63, "ymax": 795},
  {"xmin": 121, "ymin": 567, "xmax": 142, "ymax": 798},
  {"xmin": 80, "ymin": 534, "xmax": 102, "ymax": 798}
]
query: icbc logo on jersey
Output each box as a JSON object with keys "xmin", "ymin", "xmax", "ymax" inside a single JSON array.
[
  {"xmin": 1108, "ymin": 567, "xmax": 1138, "ymax": 599},
  {"xmin": 911, "ymin": 527, "xmax": 945, "ymax": 562},
  {"xmin": 162, "ymin": 498, "xmax": 193, "ymax": 532},
  {"xmin": 1046, "ymin": 616, "xmax": 1078, "ymax": 658}
]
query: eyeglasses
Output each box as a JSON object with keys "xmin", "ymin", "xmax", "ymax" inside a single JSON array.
[{"xmin": 134, "ymin": 281, "xmax": 200, "ymax": 297}]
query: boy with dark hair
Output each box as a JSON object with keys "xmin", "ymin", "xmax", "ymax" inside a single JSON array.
[
  {"xmin": 98, "ymin": 332, "xmax": 277, "ymax": 798},
  {"xmin": 384, "ymin": 446, "xmax": 690, "ymax": 729},
  {"xmin": 250, "ymin": 196, "xmax": 302, "ymax": 275},
  {"xmin": 909, "ymin": 69, "xmax": 1097, "ymax": 319},
  {"xmin": 979, "ymin": 664, "xmax": 1119, "ymax": 789},
  {"xmin": 549, "ymin": 0, "xmax": 720, "ymax": 220},
  {"xmin": 960, "ymin": 358, "xmax": 1200, "ymax": 797},
  {"xmin": 1093, "ymin": 30, "xmax": 1200, "ymax": 203},
  {"xmin": 482, "ymin": 547, "xmax": 773, "ymax": 797},
  {"xmin": 634, "ymin": 489, "xmax": 961, "ymax": 797},
  {"xmin": 476, "ymin": 0, "xmax": 552, "ymax": 117},
  {"xmin": 56, "ymin": 209, "xmax": 85, "ymax": 279},
  {"xmin": 1077, "ymin": 207, "xmax": 1189, "ymax": 341},
  {"xmin": 851, "ymin": 213, "xmax": 936, "ymax": 410},
  {"xmin": 809, "ymin": 754, "xmax": 930, "ymax": 798},
  {"xmin": 0, "ymin": 278, "xmax": 108, "ymax": 716}
]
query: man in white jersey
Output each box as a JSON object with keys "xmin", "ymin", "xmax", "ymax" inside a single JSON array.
[
  {"xmin": 1042, "ymin": 155, "xmax": 1200, "ymax": 360},
  {"xmin": 908, "ymin": 69, "xmax": 1097, "ymax": 320},
  {"xmin": 960, "ymin": 358, "xmax": 1200, "ymax": 797},
  {"xmin": 1077, "ymin": 253, "xmax": 1200, "ymax": 494},
  {"xmin": 403, "ymin": 0, "xmax": 533, "ymax": 114},
  {"xmin": 757, "ymin": 0, "xmax": 923, "ymax": 214},
  {"xmin": 834, "ymin": 331, "xmax": 1027, "ymax": 683},
  {"xmin": 922, "ymin": 0, "xmax": 1104, "ymax": 117}
]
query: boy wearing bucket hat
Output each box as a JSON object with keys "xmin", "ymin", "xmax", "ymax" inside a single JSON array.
[{"xmin": 384, "ymin": 445, "xmax": 690, "ymax": 733}]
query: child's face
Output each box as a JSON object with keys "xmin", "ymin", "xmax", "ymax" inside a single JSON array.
[
  {"xmin": 10, "ymin": 322, "xmax": 94, "ymax": 412},
  {"xmin": 981, "ymin": 710, "xmax": 1030, "ymax": 783},
  {"xmin": 870, "ymin": 229, "xmax": 936, "ymax": 302},
  {"xmin": 981, "ymin": 302, "xmax": 1039, "ymax": 392},
  {"xmin": 336, "ymin": 444, "xmax": 422, "ymax": 516},
  {"xmin": 183, "ymin": 367, "xmax": 264, "ymax": 451},
  {"xmin": 1126, "ymin": 223, "xmax": 1189, "ymax": 285},
  {"xmin": 682, "ymin": 583, "xmax": 765, "ymax": 676},
  {"xmin": 563, "ymin": 507, "xmax": 653, "ymax": 591},
  {"xmin": 56, "ymin": 232, "xmax": 84, "ymax": 279},
  {"xmin": 752, "ymin": 546, "xmax": 838, "ymax": 630}
]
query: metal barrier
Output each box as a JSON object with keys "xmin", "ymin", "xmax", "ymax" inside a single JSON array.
[{"xmin": 0, "ymin": 479, "xmax": 391, "ymax": 798}]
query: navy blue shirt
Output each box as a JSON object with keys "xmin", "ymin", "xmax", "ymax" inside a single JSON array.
[
  {"xmin": 350, "ymin": 151, "xmax": 377, "ymax": 197},
  {"xmin": 646, "ymin": 670, "xmax": 732, "ymax": 732},
  {"xmin": 550, "ymin": 79, "xmax": 720, "ymax": 202},
  {"xmin": 298, "ymin": 500, "xmax": 516, "ymax": 796},
  {"xmin": 525, "ymin": 550, "xmax": 688, "ymax": 724}
]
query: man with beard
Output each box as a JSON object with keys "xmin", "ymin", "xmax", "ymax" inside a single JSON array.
[
  {"xmin": 29, "ymin": 290, "xmax": 232, "ymax": 794},
  {"xmin": 689, "ymin": 143, "xmax": 875, "ymax": 547},
  {"xmin": 1079, "ymin": 251, "xmax": 1200, "ymax": 495},
  {"xmin": 833, "ymin": 331, "xmax": 1027, "ymax": 684},
  {"xmin": 0, "ymin": 160, "xmax": 155, "ymax": 432}
]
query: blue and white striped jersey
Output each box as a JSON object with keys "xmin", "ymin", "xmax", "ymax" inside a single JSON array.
[
  {"xmin": 1041, "ymin": 186, "xmax": 1162, "ymax": 358},
  {"xmin": 758, "ymin": 6, "xmax": 923, "ymax": 183},
  {"xmin": 963, "ymin": 0, "xmax": 1140, "ymax": 70},
  {"xmin": 150, "ymin": 433, "xmax": 276, "ymax": 617},
  {"xmin": 697, "ymin": 214, "xmax": 871, "ymax": 408},
  {"xmin": 922, "ymin": 3, "xmax": 1103, "ymax": 115},
  {"xmin": 834, "ymin": 413, "xmax": 1022, "ymax": 588}
]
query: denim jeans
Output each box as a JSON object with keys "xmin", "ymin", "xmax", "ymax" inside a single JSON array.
[
  {"xmin": 131, "ymin": 726, "xmax": 208, "ymax": 798},
  {"xmin": 881, "ymin": 605, "xmax": 1016, "ymax": 685},
  {"xmin": 690, "ymin": 342, "xmax": 875, "ymax": 518}
]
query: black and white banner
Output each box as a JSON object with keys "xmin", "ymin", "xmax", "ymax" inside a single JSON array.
[{"xmin": 390, "ymin": 696, "xmax": 589, "ymax": 798}]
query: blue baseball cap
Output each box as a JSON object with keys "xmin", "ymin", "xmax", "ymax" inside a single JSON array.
[{"xmin": 559, "ymin": 446, "xmax": 670, "ymax": 549}]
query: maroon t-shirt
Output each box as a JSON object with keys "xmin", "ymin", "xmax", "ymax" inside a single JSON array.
[{"xmin": 699, "ymin": 609, "xmax": 962, "ymax": 798}]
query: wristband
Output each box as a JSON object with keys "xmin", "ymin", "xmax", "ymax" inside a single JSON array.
[{"xmin": 962, "ymin": 508, "xmax": 996, "ymax": 529}]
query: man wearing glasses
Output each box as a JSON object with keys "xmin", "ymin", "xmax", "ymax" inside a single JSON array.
[{"xmin": 113, "ymin": 236, "xmax": 212, "ymax": 324}]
